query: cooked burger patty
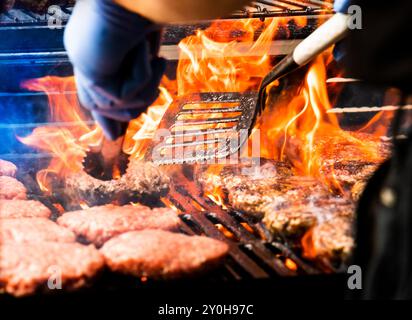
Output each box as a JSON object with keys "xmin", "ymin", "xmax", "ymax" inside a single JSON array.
[
  {"xmin": 0, "ymin": 242, "xmax": 105, "ymax": 297},
  {"xmin": 65, "ymin": 160, "xmax": 170, "ymax": 206},
  {"xmin": 100, "ymin": 230, "xmax": 229, "ymax": 279},
  {"xmin": 303, "ymin": 217, "xmax": 354, "ymax": 268},
  {"xmin": 0, "ymin": 176, "xmax": 27, "ymax": 200},
  {"xmin": 57, "ymin": 204, "xmax": 181, "ymax": 247},
  {"xmin": 197, "ymin": 159, "xmax": 295, "ymax": 218},
  {"xmin": 0, "ymin": 218, "xmax": 76, "ymax": 243},
  {"xmin": 0, "ymin": 199, "xmax": 51, "ymax": 219},
  {"xmin": 263, "ymin": 198, "xmax": 355, "ymax": 239},
  {"xmin": 0, "ymin": 159, "xmax": 17, "ymax": 177}
]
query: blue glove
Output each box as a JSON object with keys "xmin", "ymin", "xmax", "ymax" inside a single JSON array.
[
  {"xmin": 64, "ymin": 0, "xmax": 166, "ymax": 140},
  {"xmin": 332, "ymin": 0, "xmax": 352, "ymax": 62}
]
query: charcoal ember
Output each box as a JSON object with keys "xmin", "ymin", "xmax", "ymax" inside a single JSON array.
[
  {"xmin": 100, "ymin": 230, "xmax": 229, "ymax": 279},
  {"xmin": 0, "ymin": 242, "xmax": 104, "ymax": 297},
  {"xmin": 0, "ymin": 176, "xmax": 27, "ymax": 200},
  {"xmin": 0, "ymin": 200, "xmax": 51, "ymax": 219},
  {"xmin": 303, "ymin": 217, "xmax": 355, "ymax": 268},
  {"xmin": 0, "ymin": 0, "xmax": 15, "ymax": 13},
  {"xmin": 0, "ymin": 159, "xmax": 17, "ymax": 177},
  {"xmin": 0, "ymin": 218, "xmax": 76, "ymax": 243},
  {"xmin": 65, "ymin": 160, "xmax": 170, "ymax": 206},
  {"xmin": 57, "ymin": 204, "xmax": 181, "ymax": 247}
]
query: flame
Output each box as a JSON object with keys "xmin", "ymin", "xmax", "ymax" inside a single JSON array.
[
  {"xmin": 79, "ymin": 201, "xmax": 90, "ymax": 210},
  {"xmin": 18, "ymin": 76, "xmax": 103, "ymax": 192},
  {"xmin": 20, "ymin": 14, "xmax": 392, "ymax": 210},
  {"xmin": 301, "ymin": 228, "xmax": 317, "ymax": 260},
  {"xmin": 215, "ymin": 223, "xmax": 236, "ymax": 239},
  {"xmin": 255, "ymin": 54, "xmax": 390, "ymax": 193},
  {"xmin": 284, "ymin": 258, "xmax": 298, "ymax": 272}
]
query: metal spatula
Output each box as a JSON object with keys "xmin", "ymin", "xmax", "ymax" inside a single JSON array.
[{"xmin": 145, "ymin": 13, "xmax": 351, "ymax": 165}]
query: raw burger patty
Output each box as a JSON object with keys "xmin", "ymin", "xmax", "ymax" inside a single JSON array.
[
  {"xmin": 0, "ymin": 159, "xmax": 17, "ymax": 177},
  {"xmin": 0, "ymin": 242, "xmax": 105, "ymax": 297},
  {"xmin": 0, "ymin": 200, "xmax": 51, "ymax": 219},
  {"xmin": 101, "ymin": 230, "xmax": 229, "ymax": 279},
  {"xmin": 57, "ymin": 204, "xmax": 181, "ymax": 247},
  {"xmin": 0, "ymin": 176, "xmax": 27, "ymax": 200},
  {"xmin": 0, "ymin": 218, "xmax": 76, "ymax": 243}
]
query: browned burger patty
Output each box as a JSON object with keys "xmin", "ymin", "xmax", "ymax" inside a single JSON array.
[
  {"xmin": 0, "ymin": 176, "xmax": 27, "ymax": 200},
  {"xmin": 0, "ymin": 242, "xmax": 105, "ymax": 297},
  {"xmin": 100, "ymin": 230, "xmax": 229, "ymax": 279},
  {"xmin": 263, "ymin": 198, "xmax": 355, "ymax": 239},
  {"xmin": 302, "ymin": 217, "xmax": 354, "ymax": 268},
  {"xmin": 0, "ymin": 199, "xmax": 51, "ymax": 219},
  {"xmin": 65, "ymin": 160, "xmax": 170, "ymax": 206},
  {"xmin": 197, "ymin": 160, "xmax": 294, "ymax": 219},
  {"xmin": 57, "ymin": 204, "xmax": 181, "ymax": 247},
  {"xmin": 0, "ymin": 159, "xmax": 17, "ymax": 177},
  {"xmin": 0, "ymin": 218, "xmax": 76, "ymax": 243}
]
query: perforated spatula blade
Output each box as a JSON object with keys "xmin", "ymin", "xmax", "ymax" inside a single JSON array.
[{"xmin": 144, "ymin": 92, "xmax": 258, "ymax": 165}]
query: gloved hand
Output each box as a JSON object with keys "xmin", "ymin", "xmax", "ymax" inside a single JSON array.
[
  {"xmin": 332, "ymin": 0, "xmax": 352, "ymax": 62},
  {"xmin": 64, "ymin": 0, "xmax": 166, "ymax": 140}
]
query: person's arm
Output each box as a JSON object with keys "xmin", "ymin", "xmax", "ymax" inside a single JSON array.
[{"xmin": 115, "ymin": 0, "xmax": 252, "ymax": 23}]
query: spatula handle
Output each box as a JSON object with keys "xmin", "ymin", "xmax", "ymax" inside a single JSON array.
[{"xmin": 257, "ymin": 13, "xmax": 351, "ymax": 114}]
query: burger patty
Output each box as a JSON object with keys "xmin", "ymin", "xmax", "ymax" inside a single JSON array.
[
  {"xmin": 302, "ymin": 217, "xmax": 354, "ymax": 268},
  {"xmin": 0, "ymin": 199, "xmax": 51, "ymax": 219},
  {"xmin": 57, "ymin": 204, "xmax": 181, "ymax": 247},
  {"xmin": 0, "ymin": 176, "xmax": 27, "ymax": 200},
  {"xmin": 100, "ymin": 230, "xmax": 229, "ymax": 279},
  {"xmin": 65, "ymin": 160, "xmax": 170, "ymax": 206},
  {"xmin": 0, "ymin": 159, "xmax": 17, "ymax": 177},
  {"xmin": 0, "ymin": 218, "xmax": 76, "ymax": 243},
  {"xmin": 263, "ymin": 197, "xmax": 355, "ymax": 239},
  {"xmin": 197, "ymin": 159, "xmax": 295, "ymax": 219},
  {"xmin": 0, "ymin": 242, "xmax": 105, "ymax": 297},
  {"xmin": 196, "ymin": 158, "xmax": 368, "ymax": 266}
]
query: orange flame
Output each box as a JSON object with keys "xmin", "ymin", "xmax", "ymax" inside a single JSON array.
[
  {"xmin": 18, "ymin": 76, "xmax": 103, "ymax": 192},
  {"xmin": 256, "ymin": 54, "xmax": 389, "ymax": 193},
  {"xmin": 19, "ymin": 15, "xmax": 391, "ymax": 205}
]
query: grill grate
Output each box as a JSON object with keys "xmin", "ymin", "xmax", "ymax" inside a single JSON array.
[
  {"xmin": 0, "ymin": 1, "xmax": 333, "ymax": 26},
  {"xmin": 235, "ymin": 0, "xmax": 333, "ymax": 18},
  {"xmin": 178, "ymin": 211, "xmax": 320, "ymax": 278},
  {"xmin": 12, "ymin": 157, "xmax": 321, "ymax": 282}
]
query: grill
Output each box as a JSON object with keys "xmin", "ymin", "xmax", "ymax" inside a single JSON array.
[
  {"xmin": 0, "ymin": 1, "xmax": 332, "ymax": 25},
  {"xmin": 0, "ymin": 0, "xmax": 395, "ymax": 299},
  {"xmin": 13, "ymin": 156, "xmax": 320, "ymax": 282}
]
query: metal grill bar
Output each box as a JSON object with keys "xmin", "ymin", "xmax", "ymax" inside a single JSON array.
[
  {"xmin": 0, "ymin": 1, "xmax": 333, "ymax": 26},
  {"xmin": 233, "ymin": 0, "xmax": 333, "ymax": 18}
]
